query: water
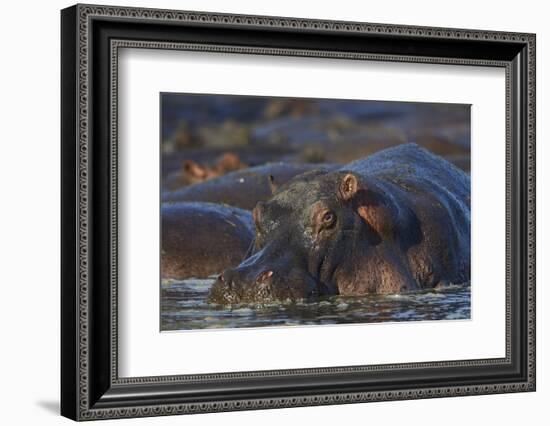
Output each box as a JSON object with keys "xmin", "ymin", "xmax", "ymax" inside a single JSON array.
[{"xmin": 160, "ymin": 278, "xmax": 471, "ymax": 331}]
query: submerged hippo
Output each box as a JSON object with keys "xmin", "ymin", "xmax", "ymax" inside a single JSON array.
[
  {"xmin": 209, "ymin": 143, "xmax": 470, "ymax": 304},
  {"xmin": 163, "ymin": 152, "xmax": 248, "ymax": 190},
  {"xmin": 162, "ymin": 162, "xmax": 337, "ymax": 210},
  {"xmin": 162, "ymin": 202, "xmax": 253, "ymax": 280}
]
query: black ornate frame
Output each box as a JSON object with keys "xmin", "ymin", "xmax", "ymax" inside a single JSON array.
[{"xmin": 61, "ymin": 3, "xmax": 536, "ymax": 421}]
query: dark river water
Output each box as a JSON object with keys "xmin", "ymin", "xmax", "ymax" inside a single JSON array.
[{"xmin": 160, "ymin": 278, "xmax": 471, "ymax": 331}]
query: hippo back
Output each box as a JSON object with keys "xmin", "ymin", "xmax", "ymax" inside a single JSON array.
[
  {"xmin": 162, "ymin": 162, "xmax": 338, "ymax": 210},
  {"xmin": 161, "ymin": 202, "xmax": 254, "ymax": 280},
  {"xmin": 344, "ymin": 143, "xmax": 470, "ymax": 207}
]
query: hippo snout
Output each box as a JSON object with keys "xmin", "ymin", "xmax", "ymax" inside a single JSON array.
[
  {"xmin": 208, "ymin": 266, "xmax": 278, "ymax": 305},
  {"xmin": 208, "ymin": 264, "xmax": 321, "ymax": 305}
]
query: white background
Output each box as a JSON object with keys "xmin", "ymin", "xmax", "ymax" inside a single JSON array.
[
  {"xmin": 119, "ymin": 49, "xmax": 505, "ymax": 377},
  {"xmin": 0, "ymin": 0, "xmax": 547, "ymax": 425}
]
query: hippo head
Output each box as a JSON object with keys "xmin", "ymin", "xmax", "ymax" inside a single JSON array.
[{"xmin": 208, "ymin": 169, "xmax": 392, "ymax": 305}]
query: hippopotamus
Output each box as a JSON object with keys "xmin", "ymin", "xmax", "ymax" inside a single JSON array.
[
  {"xmin": 163, "ymin": 152, "xmax": 248, "ymax": 190},
  {"xmin": 162, "ymin": 202, "xmax": 253, "ymax": 280},
  {"xmin": 162, "ymin": 162, "xmax": 337, "ymax": 210},
  {"xmin": 208, "ymin": 143, "xmax": 470, "ymax": 304}
]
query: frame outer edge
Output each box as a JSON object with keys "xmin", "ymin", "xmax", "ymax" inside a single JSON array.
[
  {"xmin": 66, "ymin": 4, "xmax": 536, "ymax": 420},
  {"xmin": 61, "ymin": 4, "xmax": 80, "ymax": 422},
  {"xmin": 77, "ymin": 2, "xmax": 90, "ymax": 420},
  {"xmin": 527, "ymin": 33, "xmax": 536, "ymax": 390}
]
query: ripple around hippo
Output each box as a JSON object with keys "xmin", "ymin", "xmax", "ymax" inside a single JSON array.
[{"xmin": 161, "ymin": 277, "xmax": 471, "ymax": 331}]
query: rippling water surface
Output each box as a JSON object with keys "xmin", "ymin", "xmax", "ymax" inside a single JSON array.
[{"xmin": 161, "ymin": 278, "xmax": 471, "ymax": 331}]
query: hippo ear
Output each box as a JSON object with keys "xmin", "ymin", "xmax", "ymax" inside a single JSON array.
[
  {"xmin": 339, "ymin": 173, "xmax": 359, "ymax": 201},
  {"xmin": 268, "ymin": 174, "xmax": 278, "ymax": 194},
  {"xmin": 183, "ymin": 160, "xmax": 207, "ymax": 179},
  {"xmin": 218, "ymin": 152, "xmax": 245, "ymax": 171}
]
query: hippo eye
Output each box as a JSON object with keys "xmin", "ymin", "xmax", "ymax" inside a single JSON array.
[{"xmin": 322, "ymin": 211, "xmax": 335, "ymax": 225}]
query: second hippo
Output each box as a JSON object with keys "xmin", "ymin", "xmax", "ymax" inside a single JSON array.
[
  {"xmin": 162, "ymin": 162, "xmax": 337, "ymax": 210},
  {"xmin": 162, "ymin": 202, "xmax": 253, "ymax": 280}
]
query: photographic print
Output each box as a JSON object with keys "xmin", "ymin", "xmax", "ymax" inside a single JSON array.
[{"xmin": 160, "ymin": 94, "xmax": 471, "ymax": 331}]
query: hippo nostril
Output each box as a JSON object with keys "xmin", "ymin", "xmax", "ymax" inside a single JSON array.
[
  {"xmin": 256, "ymin": 270, "xmax": 273, "ymax": 284},
  {"xmin": 220, "ymin": 271, "xmax": 235, "ymax": 291}
]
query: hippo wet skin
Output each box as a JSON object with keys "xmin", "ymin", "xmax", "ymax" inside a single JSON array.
[
  {"xmin": 208, "ymin": 144, "xmax": 470, "ymax": 304},
  {"xmin": 162, "ymin": 162, "xmax": 337, "ymax": 210},
  {"xmin": 162, "ymin": 202, "xmax": 253, "ymax": 280}
]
